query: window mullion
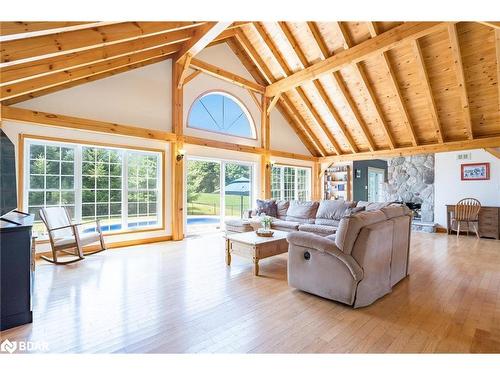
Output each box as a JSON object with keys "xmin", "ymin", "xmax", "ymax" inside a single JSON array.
[
  {"xmin": 75, "ymin": 145, "xmax": 82, "ymax": 223},
  {"xmin": 123, "ymin": 151, "xmax": 128, "ymax": 230}
]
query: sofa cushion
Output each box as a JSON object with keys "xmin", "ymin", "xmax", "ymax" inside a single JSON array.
[
  {"xmin": 276, "ymin": 200, "xmax": 290, "ymax": 220},
  {"xmin": 298, "ymin": 223, "xmax": 338, "ymax": 236},
  {"xmin": 315, "ymin": 200, "xmax": 356, "ymax": 225},
  {"xmin": 286, "ymin": 201, "xmax": 319, "ymax": 224},
  {"xmin": 335, "ymin": 210, "xmax": 387, "ymax": 255},
  {"xmin": 271, "ymin": 219, "xmax": 300, "ymax": 231},
  {"xmin": 255, "ymin": 199, "xmax": 278, "ymax": 218},
  {"xmin": 225, "ymin": 219, "xmax": 254, "ymax": 233}
]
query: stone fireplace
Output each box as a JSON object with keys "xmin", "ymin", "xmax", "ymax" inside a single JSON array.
[{"xmin": 384, "ymin": 154, "xmax": 435, "ymax": 231}]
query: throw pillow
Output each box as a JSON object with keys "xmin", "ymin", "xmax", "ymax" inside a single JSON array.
[{"xmin": 255, "ymin": 199, "xmax": 278, "ymax": 218}]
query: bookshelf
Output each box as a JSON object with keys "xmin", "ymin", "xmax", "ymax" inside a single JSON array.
[{"xmin": 324, "ymin": 164, "xmax": 351, "ymax": 201}]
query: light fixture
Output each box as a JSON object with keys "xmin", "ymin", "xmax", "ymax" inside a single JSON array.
[
  {"xmin": 176, "ymin": 148, "xmax": 186, "ymax": 162},
  {"xmin": 266, "ymin": 160, "xmax": 276, "ymax": 169}
]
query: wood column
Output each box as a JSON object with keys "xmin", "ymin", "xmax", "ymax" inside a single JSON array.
[
  {"xmin": 171, "ymin": 62, "xmax": 185, "ymax": 241},
  {"xmin": 260, "ymin": 154, "xmax": 271, "ymax": 199},
  {"xmin": 260, "ymin": 95, "xmax": 271, "ymax": 199},
  {"xmin": 312, "ymin": 162, "xmax": 322, "ymax": 200}
]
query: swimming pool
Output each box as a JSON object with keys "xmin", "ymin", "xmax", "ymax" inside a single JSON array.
[{"xmin": 187, "ymin": 216, "xmax": 220, "ymax": 225}]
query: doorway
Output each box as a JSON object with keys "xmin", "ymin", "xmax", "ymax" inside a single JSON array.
[
  {"xmin": 186, "ymin": 157, "xmax": 253, "ymax": 234},
  {"xmin": 367, "ymin": 167, "xmax": 385, "ymax": 202}
]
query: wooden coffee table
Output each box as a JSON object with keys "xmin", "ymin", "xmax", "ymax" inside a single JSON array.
[{"xmin": 224, "ymin": 230, "xmax": 289, "ymax": 276}]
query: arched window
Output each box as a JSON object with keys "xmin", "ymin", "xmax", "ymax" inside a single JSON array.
[{"xmin": 187, "ymin": 91, "xmax": 256, "ymax": 139}]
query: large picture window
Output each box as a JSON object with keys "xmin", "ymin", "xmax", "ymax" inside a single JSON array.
[
  {"xmin": 271, "ymin": 165, "xmax": 311, "ymax": 201},
  {"xmin": 24, "ymin": 138, "xmax": 162, "ymax": 236},
  {"xmin": 188, "ymin": 91, "xmax": 256, "ymax": 139}
]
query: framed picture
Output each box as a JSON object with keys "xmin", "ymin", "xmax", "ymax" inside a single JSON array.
[{"xmin": 461, "ymin": 163, "xmax": 490, "ymax": 181}]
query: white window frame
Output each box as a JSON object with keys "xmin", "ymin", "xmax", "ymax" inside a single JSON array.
[
  {"xmin": 23, "ymin": 138, "xmax": 163, "ymax": 237},
  {"xmin": 271, "ymin": 165, "xmax": 312, "ymax": 201}
]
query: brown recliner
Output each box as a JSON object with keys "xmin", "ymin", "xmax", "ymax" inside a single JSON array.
[{"xmin": 287, "ymin": 205, "xmax": 412, "ymax": 308}]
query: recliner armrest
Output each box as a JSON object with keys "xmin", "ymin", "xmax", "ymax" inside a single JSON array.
[{"xmin": 287, "ymin": 232, "xmax": 363, "ymax": 281}]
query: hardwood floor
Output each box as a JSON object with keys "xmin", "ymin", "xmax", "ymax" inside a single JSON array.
[{"xmin": 2, "ymin": 231, "xmax": 500, "ymax": 353}]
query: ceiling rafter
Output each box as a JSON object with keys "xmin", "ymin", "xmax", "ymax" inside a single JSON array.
[
  {"xmin": 367, "ymin": 22, "xmax": 419, "ymax": 147},
  {"xmin": 252, "ymin": 22, "xmax": 332, "ymax": 155},
  {"xmin": 231, "ymin": 30, "xmax": 321, "ymax": 156},
  {"xmin": 1, "ymin": 22, "xmax": 205, "ymax": 65},
  {"xmin": 1, "ymin": 44, "xmax": 180, "ymax": 102},
  {"xmin": 278, "ymin": 22, "xmax": 343, "ymax": 155},
  {"xmin": 495, "ymin": 29, "xmax": 500, "ymax": 114},
  {"xmin": 334, "ymin": 21, "xmax": 396, "ymax": 149},
  {"xmin": 305, "ymin": 22, "xmax": 359, "ymax": 153},
  {"xmin": 0, "ymin": 22, "xmax": 117, "ymax": 39},
  {"xmin": 412, "ymin": 39, "xmax": 445, "ymax": 143},
  {"xmin": 189, "ymin": 57, "xmax": 265, "ymax": 93},
  {"xmin": 1, "ymin": 28, "xmax": 196, "ymax": 85},
  {"xmin": 174, "ymin": 22, "xmax": 231, "ymax": 64},
  {"xmin": 448, "ymin": 23, "xmax": 474, "ymax": 140},
  {"xmin": 265, "ymin": 22, "xmax": 446, "ymax": 97}
]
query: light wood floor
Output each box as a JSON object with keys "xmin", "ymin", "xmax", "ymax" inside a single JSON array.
[{"xmin": 2, "ymin": 232, "xmax": 500, "ymax": 353}]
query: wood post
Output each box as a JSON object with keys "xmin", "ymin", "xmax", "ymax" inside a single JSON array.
[
  {"xmin": 260, "ymin": 154, "xmax": 272, "ymax": 199},
  {"xmin": 312, "ymin": 162, "xmax": 322, "ymax": 200},
  {"xmin": 172, "ymin": 62, "xmax": 185, "ymax": 241}
]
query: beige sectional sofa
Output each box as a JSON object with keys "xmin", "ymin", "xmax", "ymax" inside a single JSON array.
[
  {"xmin": 225, "ymin": 199, "xmax": 392, "ymax": 237},
  {"xmin": 286, "ymin": 205, "xmax": 412, "ymax": 308}
]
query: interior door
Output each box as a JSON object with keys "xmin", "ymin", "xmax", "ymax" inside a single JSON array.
[{"xmin": 367, "ymin": 167, "xmax": 385, "ymax": 202}]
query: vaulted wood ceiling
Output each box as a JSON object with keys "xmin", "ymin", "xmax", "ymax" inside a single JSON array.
[{"xmin": 1, "ymin": 21, "xmax": 499, "ymax": 159}]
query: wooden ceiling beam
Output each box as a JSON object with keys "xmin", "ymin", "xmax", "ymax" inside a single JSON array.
[
  {"xmin": 229, "ymin": 33, "xmax": 319, "ymax": 156},
  {"xmin": 485, "ymin": 147, "xmax": 500, "ymax": 159},
  {"xmin": 182, "ymin": 70, "xmax": 202, "ymax": 86},
  {"xmin": 1, "ymin": 22, "xmax": 204, "ymax": 65},
  {"xmin": 2, "ymin": 57, "xmax": 169, "ymax": 105},
  {"xmin": 412, "ymin": 39, "xmax": 445, "ymax": 143},
  {"xmin": 278, "ymin": 22, "xmax": 343, "ymax": 155},
  {"xmin": 174, "ymin": 22, "xmax": 231, "ymax": 64},
  {"xmin": 265, "ymin": 22, "xmax": 446, "ymax": 97},
  {"xmin": 319, "ymin": 136, "xmax": 500, "ymax": 163},
  {"xmin": 1, "ymin": 45, "xmax": 180, "ymax": 102},
  {"xmin": 1, "ymin": 105, "xmax": 317, "ymax": 162},
  {"xmin": 253, "ymin": 22, "xmax": 332, "ymax": 156},
  {"xmin": 495, "ymin": 29, "xmax": 500, "ymax": 114},
  {"xmin": 1, "ymin": 28, "xmax": 196, "ymax": 85},
  {"xmin": 189, "ymin": 57, "xmax": 265, "ymax": 93},
  {"xmin": 448, "ymin": 23, "xmax": 474, "ymax": 140},
  {"xmin": 306, "ymin": 22, "xmax": 359, "ymax": 153},
  {"xmin": 0, "ymin": 22, "xmax": 109, "ymax": 38},
  {"xmin": 335, "ymin": 21, "xmax": 396, "ymax": 149},
  {"xmin": 367, "ymin": 22, "xmax": 419, "ymax": 147},
  {"xmin": 477, "ymin": 22, "xmax": 500, "ymax": 30}
]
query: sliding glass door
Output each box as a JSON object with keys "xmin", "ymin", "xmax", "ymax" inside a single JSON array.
[{"xmin": 186, "ymin": 158, "xmax": 253, "ymax": 234}]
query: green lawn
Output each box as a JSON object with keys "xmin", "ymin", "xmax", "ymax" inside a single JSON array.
[{"xmin": 187, "ymin": 192, "xmax": 250, "ymax": 217}]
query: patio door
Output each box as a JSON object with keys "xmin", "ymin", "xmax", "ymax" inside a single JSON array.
[{"xmin": 186, "ymin": 157, "xmax": 253, "ymax": 234}]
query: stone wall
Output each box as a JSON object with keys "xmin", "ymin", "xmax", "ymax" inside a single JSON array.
[{"xmin": 384, "ymin": 154, "xmax": 435, "ymax": 222}]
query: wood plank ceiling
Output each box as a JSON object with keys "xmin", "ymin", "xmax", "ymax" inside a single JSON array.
[{"xmin": 1, "ymin": 21, "xmax": 499, "ymax": 158}]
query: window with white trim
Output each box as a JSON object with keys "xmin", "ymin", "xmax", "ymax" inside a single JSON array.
[
  {"xmin": 271, "ymin": 165, "xmax": 311, "ymax": 201},
  {"xmin": 25, "ymin": 139, "xmax": 162, "ymax": 237}
]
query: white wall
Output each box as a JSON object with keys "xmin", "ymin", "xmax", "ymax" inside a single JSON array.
[
  {"xmin": 434, "ymin": 149, "xmax": 500, "ymax": 227},
  {"xmin": 17, "ymin": 60, "xmax": 173, "ymax": 132}
]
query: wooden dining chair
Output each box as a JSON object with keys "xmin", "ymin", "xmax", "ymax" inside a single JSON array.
[
  {"xmin": 452, "ymin": 198, "xmax": 481, "ymax": 238},
  {"xmin": 39, "ymin": 207, "xmax": 107, "ymax": 264}
]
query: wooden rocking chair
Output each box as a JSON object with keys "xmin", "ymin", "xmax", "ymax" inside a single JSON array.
[
  {"xmin": 452, "ymin": 198, "xmax": 481, "ymax": 238},
  {"xmin": 40, "ymin": 207, "xmax": 107, "ymax": 265}
]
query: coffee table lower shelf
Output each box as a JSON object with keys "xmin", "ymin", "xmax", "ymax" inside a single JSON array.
[{"xmin": 224, "ymin": 230, "xmax": 289, "ymax": 276}]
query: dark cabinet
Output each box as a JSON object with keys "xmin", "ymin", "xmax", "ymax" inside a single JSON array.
[{"xmin": 1, "ymin": 212, "xmax": 34, "ymax": 331}]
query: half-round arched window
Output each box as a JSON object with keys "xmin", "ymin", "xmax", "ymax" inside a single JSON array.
[{"xmin": 187, "ymin": 91, "xmax": 256, "ymax": 139}]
